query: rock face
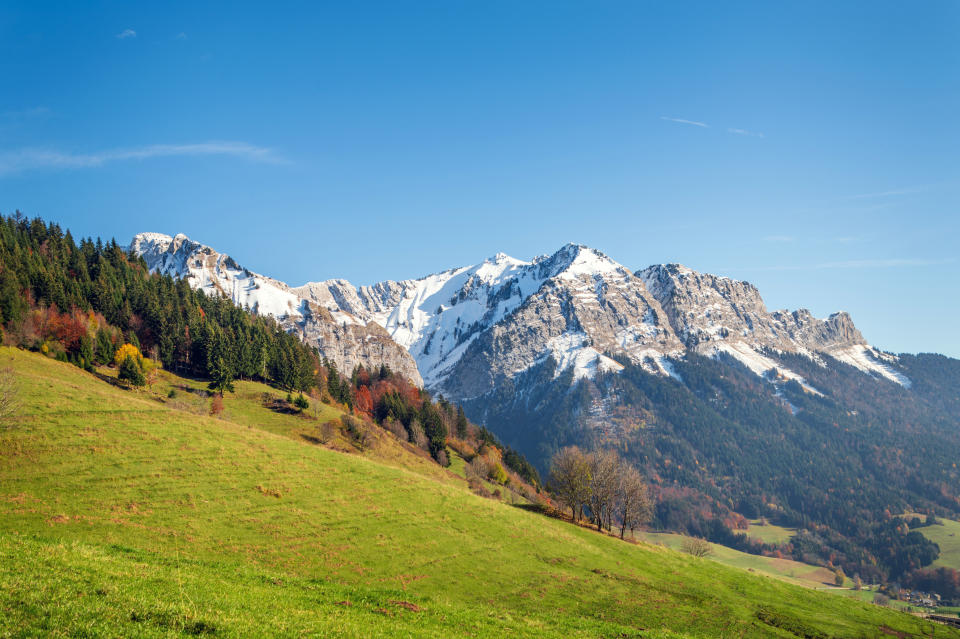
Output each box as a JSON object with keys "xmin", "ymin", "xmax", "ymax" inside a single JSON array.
[
  {"xmin": 637, "ymin": 263, "xmax": 866, "ymax": 353},
  {"xmin": 129, "ymin": 233, "xmax": 423, "ymax": 385},
  {"xmin": 636, "ymin": 263, "xmax": 907, "ymax": 387}
]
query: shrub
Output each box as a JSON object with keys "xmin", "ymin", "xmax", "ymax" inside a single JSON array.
[
  {"xmin": 167, "ymin": 389, "xmax": 177, "ymax": 399},
  {"xmin": 680, "ymin": 537, "xmax": 713, "ymax": 558},
  {"xmin": 468, "ymin": 478, "xmax": 492, "ymax": 498},
  {"xmin": 872, "ymin": 593, "xmax": 890, "ymax": 606},
  {"xmin": 342, "ymin": 415, "xmax": 372, "ymax": 451},
  {"xmin": 210, "ymin": 395, "xmax": 224, "ymax": 416},
  {"xmin": 489, "ymin": 462, "xmax": 509, "ymax": 485},
  {"xmin": 293, "ymin": 394, "xmax": 309, "ymax": 411}
]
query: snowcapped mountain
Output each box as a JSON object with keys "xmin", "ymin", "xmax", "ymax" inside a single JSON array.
[
  {"xmin": 294, "ymin": 244, "xmax": 685, "ymax": 398},
  {"xmin": 129, "ymin": 232, "xmax": 423, "ymax": 384},
  {"xmin": 300, "ymin": 244, "xmax": 908, "ymax": 400},
  {"xmin": 131, "ymin": 233, "xmax": 911, "ymax": 399}
]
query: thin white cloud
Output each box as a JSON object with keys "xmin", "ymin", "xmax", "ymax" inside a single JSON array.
[
  {"xmin": 747, "ymin": 258, "xmax": 955, "ymax": 272},
  {"xmin": 176, "ymin": 32, "xmax": 187, "ymax": 40},
  {"xmin": 848, "ymin": 185, "xmax": 927, "ymax": 199},
  {"xmin": 1, "ymin": 106, "xmax": 51, "ymax": 119},
  {"xmin": 763, "ymin": 235, "xmax": 794, "ymax": 243},
  {"xmin": 817, "ymin": 258, "xmax": 955, "ymax": 269},
  {"xmin": 660, "ymin": 116, "xmax": 708, "ymax": 128},
  {"xmin": 116, "ymin": 29, "xmax": 137, "ymax": 39},
  {"xmin": 0, "ymin": 142, "xmax": 285, "ymax": 176},
  {"xmin": 728, "ymin": 127, "xmax": 764, "ymax": 138}
]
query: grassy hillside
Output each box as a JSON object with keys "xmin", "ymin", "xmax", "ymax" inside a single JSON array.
[
  {"xmin": 637, "ymin": 532, "xmax": 836, "ymax": 591},
  {"xmin": 905, "ymin": 516, "xmax": 960, "ymax": 571},
  {"xmin": 2, "ymin": 348, "xmax": 958, "ymax": 638}
]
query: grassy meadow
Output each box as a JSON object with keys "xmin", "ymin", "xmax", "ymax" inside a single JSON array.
[
  {"xmin": 2, "ymin": 347, "xmax": 958, "ymax": 638},
  {"xmin": 915, "ymin": 518, "xmax": 960, "ymax": 571},
  {"xmin": 745, "ymin": 520, "xmax": 796, "ymax": 546}
]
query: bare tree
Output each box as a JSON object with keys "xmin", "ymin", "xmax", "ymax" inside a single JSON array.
[
  {"xmin": 318, "ymin": 419, "xmax": 339, "ymax": 444},
  {"xmin": 549, "ymin": 446, "xmax": 592, "ymax": 522},
  {"xmin": 466, "ymin": 457, "xmax": 490, "ymax": 483},
  {"xmin": 587, "ymin": 450, "xmax": 621, "ymax": 532},
  {"xmin": 0, "ymin": 368, "xmax": 19, "ymax": 428},
  {"xmin": 407, "ymin": 418, "xmax": 428, "ymax": 450},
  {"xmin": 615, "ymin": 465, "xmax": 653, "ymax": 539},
  {"xmin": 383, "ymin": 416, "xmax": 407, "ymax": 440}
]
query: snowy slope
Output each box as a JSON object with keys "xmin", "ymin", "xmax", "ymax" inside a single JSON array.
[{"xmin": 130, "ymin": 233, "xmax": 309, "ymax": 319}]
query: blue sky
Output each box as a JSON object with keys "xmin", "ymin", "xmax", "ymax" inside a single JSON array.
[{"xmin": 1, "ymin": 1, "xmax": 958, "ymax": 356}]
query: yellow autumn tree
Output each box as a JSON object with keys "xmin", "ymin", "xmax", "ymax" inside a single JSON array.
[{"xmin": 113, "ymin": 343, "xmax": 142, "ymax": 367}]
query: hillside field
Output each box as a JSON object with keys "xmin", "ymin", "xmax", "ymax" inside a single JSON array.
[
  {"xmin": 903, "ymin": 515, "xmax": 960, "ymax": 571},
  {"xmin": 2, "ymin": 347, "xmax": 958, "ymax": 638}
]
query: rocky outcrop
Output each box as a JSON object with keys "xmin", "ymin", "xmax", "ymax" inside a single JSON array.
[{"xmin": 637, "ymin": 263, "xmax": 867, "ymax": 354}]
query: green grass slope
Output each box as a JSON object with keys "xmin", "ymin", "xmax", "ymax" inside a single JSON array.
[
  {"xmin": 906, "ymin": 516, "xmax": 960, "ymax": 571},
  {"xmin": 2, "ymin": 348, "xmax": 957, "ymax": 638},
  {"xmin": 637, "ymin": 532, "xmax": 837, "ymax": 590},
  {"xmin": 745, "ymin": 520, "xmax": 796, "ymax": 546}
]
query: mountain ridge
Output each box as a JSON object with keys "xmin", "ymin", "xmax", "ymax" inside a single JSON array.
[{"xmin": 131, "ymin": 232, "xmax": 911, "ymax": 396}]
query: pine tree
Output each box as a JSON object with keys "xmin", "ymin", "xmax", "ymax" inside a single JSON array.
[{"xmin": 208, "ymin": 355, "xmax": 235, "ymax": 397}]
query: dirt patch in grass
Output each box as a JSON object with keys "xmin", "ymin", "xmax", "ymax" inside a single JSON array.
[{"xmin": 255, "ymin": 484, "xmax": 283, "ymax": 498}]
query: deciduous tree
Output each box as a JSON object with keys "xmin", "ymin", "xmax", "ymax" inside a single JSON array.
[{"xmin": 549, "ymin": 446, "xmax": 592, "ymax": 523}]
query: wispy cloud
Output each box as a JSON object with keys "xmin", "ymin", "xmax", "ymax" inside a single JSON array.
[
  {"xmin": 848, "ymin": 185, "xmax": 927, "ymax": 199},
  {"xmin": 763, "ymin": 235, "xmax": 794, "ymax": 243},
  {"xmin": 0, "ymin": 142, "xmax": 285, "ymax": 176},
  {"xmin": 748, "ymin": 257, "xmax": 955, "ymax": 272},
  {"xmin": 728, "ymin": 127, "xmax": 764, "ymax": 138},
  {"xmin": 1, "ymin": 106, "xmax": 51, "ymax": 120},
  {"xmin": 175, "ymin": 32, "xmax": 187, "ymax": 40},
  {"xmin": 116, "ymin": 28, "xmax": 137, "ymax": 39},
  {"xmin": 660, "ymin": 116, "xmax": 708, "ymax": 128}
]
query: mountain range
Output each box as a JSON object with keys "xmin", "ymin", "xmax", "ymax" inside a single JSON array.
[{"xmin": 131, "ymin": 232, "xmax": 909, "ymax": 399}]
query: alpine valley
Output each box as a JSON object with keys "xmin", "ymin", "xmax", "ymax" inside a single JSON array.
[{"xmin": 131, "ymin": 231, "xmax": 960, "ymax": 583}]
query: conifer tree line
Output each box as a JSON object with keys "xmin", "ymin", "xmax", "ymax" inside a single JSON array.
[{"xmin": 0, "ymin": 213, "xmax": 318, "ymax": 391}]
